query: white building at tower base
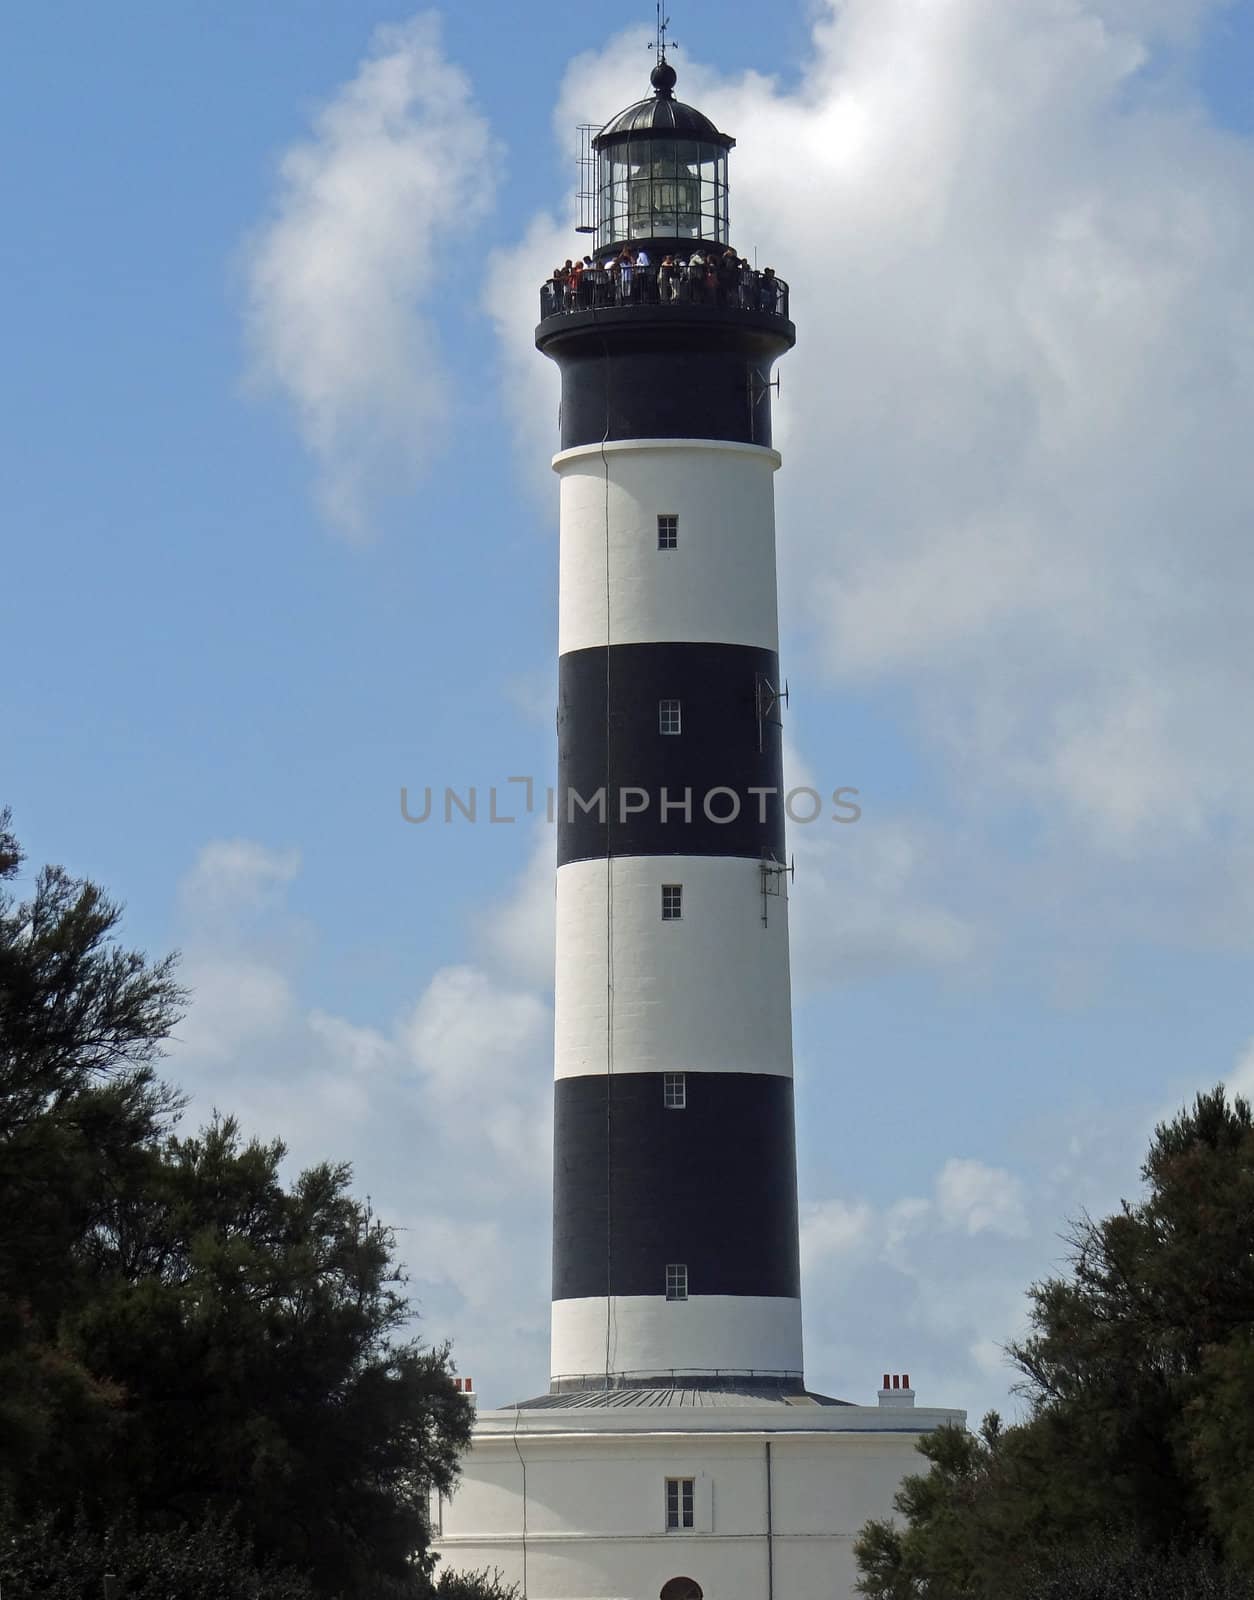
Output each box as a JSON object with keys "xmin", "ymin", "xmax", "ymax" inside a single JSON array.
[{"xmin": 434, "ymin": 1380, "xmax": 965, "ymax": 1600}]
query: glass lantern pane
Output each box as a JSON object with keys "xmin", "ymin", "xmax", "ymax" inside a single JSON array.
[
  {"xmin": 591, "ymin": 134, "xmax": 732, "ymax": 246},
  {"xmin": 653, "ymin": 139, "xmax": 679, "ymax": 178}
]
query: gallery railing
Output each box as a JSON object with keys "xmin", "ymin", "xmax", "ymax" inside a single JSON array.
[
  {"xmin": 549, "ymin": 1366, "xmax": 805, "ymax": 1392},
  {"xmin": 540, "ymin": 263, "xmax": 790, "ymax": 322}
]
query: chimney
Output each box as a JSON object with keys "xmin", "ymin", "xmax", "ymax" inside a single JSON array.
[
  {"xmin": 452, "ymin": 1377, "xmax": 479, "ymax": 1408},
  {"xmin": 877, "ymin": 1372, "xmax": 916, "ymax": 1409}
]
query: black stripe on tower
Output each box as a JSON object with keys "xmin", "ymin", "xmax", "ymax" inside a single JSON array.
[
  {"xmin": 552, "ymin": 1072, "xmax": 801, "ymax": 1302},
  {"xmin": 558, "ymin": 642, "xmax": 785, "ymax": 866},
  {"xmin": 536, "ymin": 306, "xmax": 795, "ymax": 450}
]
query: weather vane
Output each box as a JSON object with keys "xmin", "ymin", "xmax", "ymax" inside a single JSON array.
[{"xmin": 650, "ymin": 0, "xmax": 677, "ymax": 65}]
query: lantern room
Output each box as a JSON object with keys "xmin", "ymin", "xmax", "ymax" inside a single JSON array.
[{"xmin": 591, "ymin": 61, "xmax": 733, "ymax": 257}]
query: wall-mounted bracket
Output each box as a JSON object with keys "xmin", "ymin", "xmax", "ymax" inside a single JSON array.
[
  {"xmin": 746, "ymin": 369, "xmax": 781, "ymax": 444},
  {"xmin": 760, "ymin": 852, "xmax": 795, "ymax": 926},
  {"xmin": 755, "ymin": 673, "xmax": 790, "ymax": 752}
]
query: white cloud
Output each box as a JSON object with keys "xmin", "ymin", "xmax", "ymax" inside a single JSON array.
[
  {"xmin": 761, "ymin": 0, "xmax": 1254, "ymax": 862},
  {"xmin": 165, "ymin": 835, "xmax": 553, "ymax": 1406},
  {"xmin": 411, "ymin": 1216, "xmax": 523, "ymax": 1312},
  {"xmin": 190, "ymin": 1, "xmax": 1254, "ymax": 1419},
  {"xmin": 936, "ymin": 1158, "xmax": 1030, "ymax": 1239},
  {"xmin": 173, "ymin": 840, "xmax": 302, "ymax": 1062},
  {"xmin": 474, "ymin": 825, "xmax": 555, "ymax": 989},
  {"xmin": 404, "ymin": 1212, "xmax": 551, "ymax": 1397},
  {"xmin": 402, "ymin": 963, "xmax": 553, "ymax": 1186},
  {"xmin": 503, "ymin": 668, "xmax": 557, "ymax": 728},
  {"xmin": 801, "ymin": 1165, "xmax": 1037, "ymax": 1415},
  {"xmin": 175, "ymin": 956, "xmax": 294, "ymax": 1063},
  {"xmin": 782, "ymin": 743, "xmax": 976, "ymax": 986},
  {"xmin": 482, "ymin": 211, "xmax": 565, "ymax": 498},
  {"xmin": 797, "ymin": 1081, "xmax": 1228, "ymax": 1415},
  {"xmin": 790, "ymin": 816, "xmax": 977, "ymax": 986},
  {"xmin": 244, "ymin": 13, "xmax": 497, "ymax": 537},
  {"xmin": 800, "ymin": 1197, "xmax": 876, "ymax": 1269},
  {"xmin": 405, "ymin": 965, "xmax": 549, "ymax": 1098},
  {"xmin": 1231, "ymin": 1043, "xmax": 1254, "ymax": 1102},
  {"xmin": 179, "ymin": 839, "xmax": 300, "ymax": 920},
  {"xmin": 797, "ymin": 1144, "xmax": 1122, "ymax": 1413},
  {"xmin": 308, "ymin": 1009, "xmax": 394, "ymax": 1080},
  {"xmin": 494, "ymin": 0, "xmax": 1254, "ymax": 953}
]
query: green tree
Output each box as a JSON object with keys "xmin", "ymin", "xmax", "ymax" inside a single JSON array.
[
  {"xmin": 63, "ymin": 1114, "xmax": 473, "ymax": 1596},
  {"xmin": 855, "ymin": 1087, "xmax": 1254, "ymax": 1597},
  {"xmin": 1010, "ymin": 1088, "xmax": 1254, "ymax": 1556},
  {"xmin": 0, "ymin": 813, "xmax": 487, "ymax": 1598},
  {"xmin": 0, "ymin": 1504, "xmax": 519, "ymax": 1600},
  {"xmin": 1188, "ymin": 1331, "xmax": 1254, "ymax": 1569},
  {"xmin": 431, "ymin": 1571, "xmax": 519, "ymax": 1599},
  {"xmin": 0, "ymin": 1506, "xmax": 316, "ymax": 1600},
  {"xmin": 1020, "ymin": 1543, "xmax": 1254, "ymax": 1600},
  {"xmin": 0, "ymin": 806, "xmax": 185, "ymax": 1509},
  {"xmin": 854, "ymin": 1414, "xmax": 1087, "ymax": 1600}
]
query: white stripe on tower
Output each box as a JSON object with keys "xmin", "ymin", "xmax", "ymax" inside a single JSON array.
[
  {"xmin": 551, "ymin": 1295, "xmax": 804, "ymax": 1383},
  {"xmin": 557, "ymin": 439, "xmax": 781, "ymax": 655},
  {"xmin": 555, "ymin": 855, "xmax": 792, "ymax": 1081}
]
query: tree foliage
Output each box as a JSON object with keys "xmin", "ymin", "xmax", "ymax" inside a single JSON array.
[
  {"xmin": 53, "ymin": 1115, "xmax": 473, "ymax": 1594},
  {"xmin": 855, "ymin": 1087, "xmax": 1254, "ymax": 1598},
  {"xmin": 0, "ymin": 807, "xmax": 186, "ymax": 1510},
  {"xmin": 431, "ymin": 1571, "xmax": 519, "ymax": 1599},
  {"xmin": 0, "ymin": 811, "xmax": 504, "ymax": 1599},
  {"xmin": 0, "ymin": 1507, "xmax": 316, "ymax": 1600},
  {"xmin": 1022, "ymin": 1543, "xmax": 1254, "ymax": 1600}
]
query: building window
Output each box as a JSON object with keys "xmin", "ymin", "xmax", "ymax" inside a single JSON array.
[
  {"xmin": 661, "ymin": 884, "xmax": 683, "ymax": 921},
  {"xmin": 666, "ymin": 1263, "xmax": 688, "ymax": 1301},
  {"xmin": 664, "ymin": 1072, "xmax": 686, "ymax": 1109},
  {"xmin": 665, "ymin": 1477, "xmax": 696, "ymax": 1530},
  {"xmin": 657, "ymin": 514, "xmax": 678, "ymax": 550},
  {"xmin": 658, "ymin": 698, "xmax": 682, "ymax": 735}
]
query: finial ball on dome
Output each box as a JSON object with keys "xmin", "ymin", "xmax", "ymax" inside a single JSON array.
[{"xmin": 650, "ymin": 60, "xmax": 678, "ymax": 97}]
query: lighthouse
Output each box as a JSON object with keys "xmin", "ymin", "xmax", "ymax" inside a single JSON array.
[
  {"xmin": 433, "ymin": 54, "xmax": 965, "ymax": 1600},
  {"xmin": 542, "ymin": 54, "xmax": 800, "ymax": 1397}
]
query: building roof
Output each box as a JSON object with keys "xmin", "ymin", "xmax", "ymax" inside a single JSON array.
[
  {"xmin": 594, "ymin": 63, "xmax": 733, "ymax": 148},
  {"xmin": 503, "ymin": 1386, "xmax": 854, "ymax": 1411}
]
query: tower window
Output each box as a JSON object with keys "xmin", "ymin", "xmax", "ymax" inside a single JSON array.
[
  {"xmin": 665, "ymin": 1477, "xmax": 696, "ymax": 1531},
  {"xmin": 665, "ymin": 1263, "xmax": 688, "ymax": 1301},
  {"xmin": 664, "ymin": 1072, "xmax": 686, "ymax": 1109},
  {"xmin": 657, "ymin": 514, "xmax": 678, "ymax": 550},
  {"xmin": 661, "ymin": 884, "xmax": 683, "ymax": 921},
  {"xmin": 658, "ymin": 699, "xmax": 682, "ymax": 735}
]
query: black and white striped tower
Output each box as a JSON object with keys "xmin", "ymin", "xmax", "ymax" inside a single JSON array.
[{"xmin": 538, "ymin": 57, "xmax": 799, "ymax": 1394}]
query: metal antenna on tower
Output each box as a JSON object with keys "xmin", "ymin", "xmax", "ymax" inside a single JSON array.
[{"xmin": 649, "ymin": 0, "xmax": 677, "ymax": 64}]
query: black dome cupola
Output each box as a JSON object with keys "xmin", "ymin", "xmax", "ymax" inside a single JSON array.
[{"xmin": 590, "ymin": 62, "xmax": 734, "ymax": 257}]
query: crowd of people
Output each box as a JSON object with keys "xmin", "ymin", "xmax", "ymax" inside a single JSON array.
[{"xmin": 545, "ymin": 244, "xmax": 783, "ymax": 314}]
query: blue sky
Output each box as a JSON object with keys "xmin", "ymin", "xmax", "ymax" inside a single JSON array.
[{"xmin": 5, "ymin": 0, "xmax": 1254, "ymax": 1417}]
